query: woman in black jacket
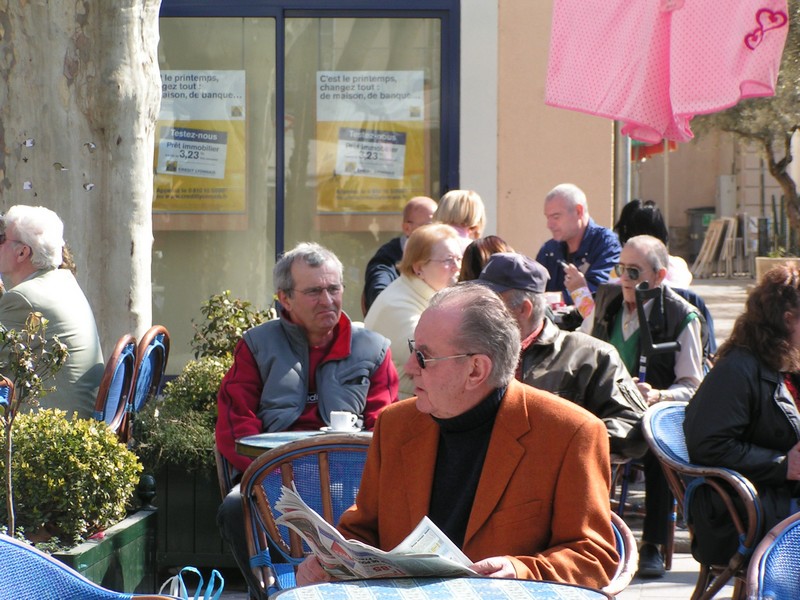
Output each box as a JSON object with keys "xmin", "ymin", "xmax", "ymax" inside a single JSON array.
[{"xmin": 685, "ymin": 264, "xmax": 800, "ymax": 553}]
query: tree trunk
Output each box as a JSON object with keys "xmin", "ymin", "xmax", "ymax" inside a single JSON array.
[{"xmin": 0, "ymin": 0, "xmax": 162, "ymax": 352}]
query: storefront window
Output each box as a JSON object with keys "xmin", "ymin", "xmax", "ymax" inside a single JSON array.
[{"xmin": 155, "ymin": 7, "xmax": 450, "ymax": 371}]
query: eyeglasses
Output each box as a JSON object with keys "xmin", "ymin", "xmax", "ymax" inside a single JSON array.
[
  {"xmin": 0, "ymin": 233, "xmax": 24, "ymax": 247},
  {"xmin": 427, "ymin": 256, "xmax": 461, "ymax": 268},
  {"xmin": 614, "ymin": 264, "xmax": 644, "ymax": 281},
  {"xmin": 407, "ymin": 339, "xmax": 475, "ymax": 370},
  {"xmin": 292, "ymin": 284, "xmax": 344, "ymax": 300}
]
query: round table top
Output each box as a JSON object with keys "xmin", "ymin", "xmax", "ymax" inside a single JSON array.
[
  {"xmin": 271, "ymin": 576, "xmax": 612, "ymax": 599},
  {"xmin": 236, "ymin": 429, "xmax": 372, "ymax": 458}
]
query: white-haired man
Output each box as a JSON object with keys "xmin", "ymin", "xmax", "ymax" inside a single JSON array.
[
  {"xmin": 0, "ymin": 205, "xmax": 104, "ymax": 418},
  {"xmin": 536, "ymin": 183, "xmax": 620, "ymax": 306}
]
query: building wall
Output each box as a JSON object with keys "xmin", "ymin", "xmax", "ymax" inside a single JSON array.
[{"xmin": 494, "ymin": 0, "xmax": 615, "ymax": 259}]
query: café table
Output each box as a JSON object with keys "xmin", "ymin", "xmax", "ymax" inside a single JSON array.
[
  {"xmin": 271, "ymin": 576, "xmax": 612, "ymax": 599},
  {"xmin": 235, "ymin": 429, "xmax": 372, "ymax": 458}
]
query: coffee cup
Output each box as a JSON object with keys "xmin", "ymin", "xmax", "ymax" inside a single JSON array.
[{"xmin": 329, "ymin": 411, "xmax": 358, "ymax": 431}]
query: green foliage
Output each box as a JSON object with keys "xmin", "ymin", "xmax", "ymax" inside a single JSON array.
[
  {"xmin": 135, "ymin": 290, "xmax": 273, "ymax": 473},
  {"xmin": 0, "ymin": 312, "xmax": 69, "ymax": 412},
  {"xmin": 0, "ymin": 409, "xmax": 142, "ymax": 548},
  {"xmin": 133, "ymin": 355, "xmax": 232, "ymax": 473},
  {"xmin": 190, "ymin": 290, "xmax": 273, "ymax": 359}
]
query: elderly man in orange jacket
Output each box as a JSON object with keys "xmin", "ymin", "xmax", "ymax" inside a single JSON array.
[{"xmin": 297, "ymin": 282, "xmax": 618, "ymax": 588}]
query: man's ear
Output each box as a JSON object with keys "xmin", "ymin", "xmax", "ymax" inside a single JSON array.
[
  {"xmin": 654, "ymin": 267, "xmax": 668, "ymax": 287},
  {"xmin": 519, "ymin": 298, "xmax": 534, "ymax": 321},
  {"xmin": 277, "ymin": 289, "xmax": 291, "ymax": 312},
  {"xmin": 464, "ymin": 354, "xmax": 493, "ymax": 391}
]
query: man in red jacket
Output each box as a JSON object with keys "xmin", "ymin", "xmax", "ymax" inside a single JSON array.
[{"xmin": 216, "ymin": 242, "xmax": 398, "ymax": 600}]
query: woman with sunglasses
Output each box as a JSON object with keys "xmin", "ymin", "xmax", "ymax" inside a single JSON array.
[
  {"xmin": 364, "ymin": 223, "xmax": 462, "ymax": 399},
  {"xmin": 581, "ymin": 234, "xmax": 706, "ymax": 578}
]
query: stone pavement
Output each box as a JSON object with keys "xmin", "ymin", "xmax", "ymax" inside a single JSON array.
[{"xmin": 219, "ymin": 277, "xmax": 755, "ymax": 599}]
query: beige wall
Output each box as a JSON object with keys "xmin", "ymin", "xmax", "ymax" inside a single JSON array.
[{"xmin": 495, "ymin": 0, "xmax": 615, "ymax": 258}]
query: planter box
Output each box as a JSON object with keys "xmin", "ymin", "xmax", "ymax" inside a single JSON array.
[
  {"xmin": 154, "ymin": 464, "xmax": 236, "ymax": 570},
  {"xmin": 755, "ymin": 257, "xmax": 800, "ymax": 282},
  {"xmin": 53, "ymin": 508, "xmax": 157, "ymax": 593}
]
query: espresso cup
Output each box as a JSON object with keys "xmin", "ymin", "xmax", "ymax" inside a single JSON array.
[{"xmin": 329, "ymin": 411, "xmax": 358, "ymax": 431}]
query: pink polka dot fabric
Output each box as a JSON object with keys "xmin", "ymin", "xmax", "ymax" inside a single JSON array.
[{"xmin": 545, "ymin": 0, "xmax": 789, "ymax": 144}]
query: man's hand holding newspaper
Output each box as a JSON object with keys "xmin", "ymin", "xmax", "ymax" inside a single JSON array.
[{"xmin": 274, "ymin": 484, "xmax": 477, "ymax": 580}]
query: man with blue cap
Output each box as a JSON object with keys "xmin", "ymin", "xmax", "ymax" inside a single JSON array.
[{"xmin": 478, "ymin": 252, "xmax": 647, "ymax": 458}]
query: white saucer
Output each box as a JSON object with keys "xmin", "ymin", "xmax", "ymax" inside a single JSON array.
[{"xmin": 320, "ymin": 426, "xmax": 361, "ymax": 433}]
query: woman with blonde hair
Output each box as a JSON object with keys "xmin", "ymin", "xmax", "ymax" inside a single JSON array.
[
  {"xmin": 433, "ymin": 189, "xmax": 486, "ymax": 251},
  {"xmin": 364, "ymin": 223, "xmax": 461, "ymax": 398}
]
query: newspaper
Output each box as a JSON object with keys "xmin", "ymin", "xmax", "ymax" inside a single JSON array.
[{"xmin": 274, "ymin": 484, "xmax": 477, "ymax": 580}]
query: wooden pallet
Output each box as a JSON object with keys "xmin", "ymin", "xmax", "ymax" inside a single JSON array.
[{"xmin": 691, "ymin": 218, "xmax": 728, "ymax": 278}]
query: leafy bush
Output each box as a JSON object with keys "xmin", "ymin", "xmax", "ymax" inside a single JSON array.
[
  {"xmin": 190, "ymin": 290, "xmax": 273, "ymax": 359},
  {"xmin": 133, "ymin": 355, "xmax": 232, "ymax": 473},
  {"xmin": 0, "ymin": 409, "xmax": 142, "ymax": 547},
  {"xmin": 134, "ymin": 290, "xmax": 272, "ymax": 474}
]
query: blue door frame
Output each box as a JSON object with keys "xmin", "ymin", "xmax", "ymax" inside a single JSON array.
[{"xmin": 159, "ymin": 0, "xmax": 460, "ymax": 255}]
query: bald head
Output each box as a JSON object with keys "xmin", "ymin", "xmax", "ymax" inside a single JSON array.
[{"xmin": 402, "ymin": 196, "xmax": 437, "ymax": 237}]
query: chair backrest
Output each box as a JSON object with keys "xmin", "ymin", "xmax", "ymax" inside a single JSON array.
[
  {"xmin": 131, "ymin": 325, "xmax": 170, "ymax": 413},
  {"xmin": 747, "ymin": 511, "xmax": 800, "ymax": 600},
  {"xmin": 93, "ymin": 334, "xmax": 137, "ymax": 434},
  {"xmin": 642, "ymin": 401, "xmax": 763, "ymax": 600},
  {"xmin": 0, "ymin": 532, "xmax": 178, "ymax": 600},
  {"xmin": 214, "ymin": 442, "xmax": 236, "ymax": 500},
  {"xmin": 603, "ymin": 512, "xmax": 638, "ymax": 596},
  {"xmin": 240, "ymin": 434, "xmax": 371, "ymax": 594}
]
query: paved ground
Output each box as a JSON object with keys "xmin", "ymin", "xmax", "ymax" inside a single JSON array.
[{"xmin": 219, "ymin": 277, "xmax": 755, "ymax": 599}]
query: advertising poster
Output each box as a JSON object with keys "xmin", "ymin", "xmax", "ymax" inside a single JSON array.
[
  {"xmin": 315, "ymin": 70, "xmax": 426, "ymax": 213},
  {"xmin": 154, "ymin": 70, "xmax": 246, "ymax": 214}
]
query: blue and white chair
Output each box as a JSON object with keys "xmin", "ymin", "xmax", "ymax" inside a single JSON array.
[
  {"xmin": 0, "ymin": 532, "xmax": 179, "ymax": 599},
  {"xmin": 747, "ymin": 511, "xmax": 800, "ymax": 600},
  {"xmin": 240, "ymin": 433, "xmax": 371, "ymax": 596},
  {"xmin": 642, "ymin": 401, "xmax": 763, "ymax": 600},
  {"xmin": 604, "ymin": 511, "xmax": 638, "ymax": 596},
  {"xmin": 120, "ymin": 326, "xmax": 170, "ymax": 444},
  {"xmin": 93, "ymin": 334, "xmax": 137, "ymax": 437}
]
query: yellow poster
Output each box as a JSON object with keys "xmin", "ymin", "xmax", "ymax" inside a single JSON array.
[
  {"xmin": 154, "ymin": 70, "xmax": 246, "ymax": 214},
  {"xmin": 315, "ymin": 71, "xmax": 427, "ymax": 213}
]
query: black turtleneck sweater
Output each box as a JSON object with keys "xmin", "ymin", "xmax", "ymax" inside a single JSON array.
[{"xmin": 428, "ymin": 387, "xmax": 505, "ymax": 548}]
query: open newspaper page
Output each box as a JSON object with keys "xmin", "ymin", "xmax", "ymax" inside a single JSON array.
[{"xmin": 274, "ymin": 484, "xmax": 476, "ymax": 580}]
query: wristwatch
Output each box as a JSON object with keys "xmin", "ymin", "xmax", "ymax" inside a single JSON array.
[{"xmin": 658, "ymin": 390, "xmax": 667, "ymax": 403}]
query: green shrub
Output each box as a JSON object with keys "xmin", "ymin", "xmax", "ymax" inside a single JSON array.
[
  {"xmin": 0, "ymin": 409, "xmax": 142, "ymax": 547},
  {"xmin": 190, "ymin": 290, "xmax": 273, "ymax": 359},
  {"xmin": 134, "ymin": 290, "xmax": 272, "ymax": 474},
  {"xmin": 133, "ymin": 355, "xmax": 232, "ymax": 473}
]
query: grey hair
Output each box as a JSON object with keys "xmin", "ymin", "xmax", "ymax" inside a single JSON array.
[
  {"xmin": 428, "ymin": 282, "xmax": 521, "ymax": 388},
  {"xmin": 545, "ymin": 183, "xmax": 588, "ymax": 214},
  {"xmin": 504, "ymin": 288, "xmax": 547, "ymax": 326},
  {"xmin": 273, "ymin": 242, "xmax": 343, "ymax": 296},
  {"xmin": 625, "ymin": 235, "xmax": 669, "ymax": 272},
  {"xmin": 3, "ymin": 205, "xmax": 64, "ymax": 269}
]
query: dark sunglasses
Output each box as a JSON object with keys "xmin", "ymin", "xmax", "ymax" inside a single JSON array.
[
  {"xmin": 407, "ymin": 339, "xmax": 475, "ymax": 370},
  {"xmin": 614, "ymin": 264, "xmax": 642, "ymax": 281}
]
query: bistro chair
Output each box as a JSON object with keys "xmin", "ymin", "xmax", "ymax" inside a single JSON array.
[
  {"xmin": 93, "ymin": 334, "xmax": 137, "ymax": 437},
  {"xmin": 642, "ymin": 401, "xmax": 763, "ymax": 600},
  {"xmin": 120, "ymin": 325, "xmax": 170, "ymax": 443},
  {"xmin": 240, "ymin": 433, "xmax": 371, "ymax": 596},
  {"xmin": 747, "ymin": 511, "xmax": 800, "ymax": 600},
  {"xmin": 0, "ymin": 532, "xmax": 179, "ymax": 600},
  {"xmin": 603, "ymin": 512, "xmax": 638, "ymax": 596},
  {"xmin": 214, "ymin": 442, "xmax": 236, "ymax": 500}
]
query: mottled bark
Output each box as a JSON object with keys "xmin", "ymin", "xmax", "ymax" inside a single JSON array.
[{"xmin": 0, "ymin": 0, "xmax": 162, "ymax": 353}]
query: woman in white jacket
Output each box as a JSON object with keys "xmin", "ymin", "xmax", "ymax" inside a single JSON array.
[{"xmin": 364, "ymin": 223, "xmax": 461, "ymax": 398}]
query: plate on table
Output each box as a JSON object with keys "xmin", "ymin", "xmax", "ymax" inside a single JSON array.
[{"xmin": 319, "ymin": 426, "xmax": 362, "ymax": 433}]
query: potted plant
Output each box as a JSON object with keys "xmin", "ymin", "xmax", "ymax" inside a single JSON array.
[
  {"xmin": 0, "ymin": 313, "xmax": 152, "ymax": 592},
  {"xmin": 133, "ymin": 290, "xmax": 273, "ymax": 570}
]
